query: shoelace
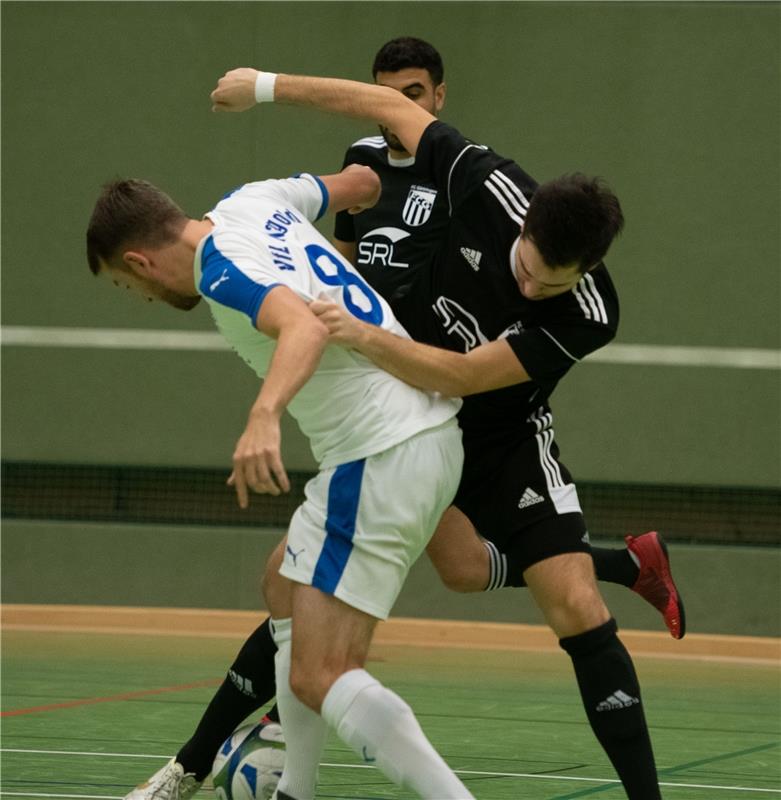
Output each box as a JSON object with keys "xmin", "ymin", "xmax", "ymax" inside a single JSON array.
[{"xmin": 150, "ymin": 764, "xmax": 185, "ymax": 800}]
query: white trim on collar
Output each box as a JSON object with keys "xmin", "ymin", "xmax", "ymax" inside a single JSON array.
[{"xmin": 387, "ymin": 152, "xmax": 416, "ymax": 168}]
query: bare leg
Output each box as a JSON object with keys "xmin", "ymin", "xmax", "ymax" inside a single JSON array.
[
  {"xmin": 425, "ymin": 506, "xmax": 489, "ymax": 592},
  {"xmin": 278, "ymin": 584, "xmax": 473, "ymax": 799},
  {"xmin": 524, "ymin": 552, "xmax": 609, "ymax": 636}
]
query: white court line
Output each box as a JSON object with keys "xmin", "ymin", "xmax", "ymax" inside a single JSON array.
[
  {"xmin": 2, "ymin": 748, "xmax": 779, "ymax": 794},
  {"xmin": 0, "ymin": 795, "xmax": 118, "ymax": 799},
  {"xmin": 0, "ymin": 794, "xmax": 118, "ymax": 799},
  {"xmin": 2, "ymin": 326, "xmax": 780, "ymax": 370},
  {"xmin": 1, "ymin": 749, "xmax": 170, "ymax": 759}
]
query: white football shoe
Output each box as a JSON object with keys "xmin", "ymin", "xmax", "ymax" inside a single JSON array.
[
  {"xmin": 258, "ymin": 719, "xmax": 285, "ymax": 743},
  {"xmin": 124, "ymin": 758, "xmax": 202, "ymax": 799}
]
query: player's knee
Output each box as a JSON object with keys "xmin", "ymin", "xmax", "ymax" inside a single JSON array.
[
  {"xmin": 431, "ymin": 557, "xmax": 486, "ymax": 593},
  {"xmin": 544, "ymin": 585, "xmax": 610, "ymax": 637},
  {"xmin": 426, "ymin": 509, "xmax": 490, "ymax": 592},
  {"xmin": 438, "ymin": 568, "xmax": 483, "ymax": 593},
  {"xmin": 289, "ymin": 660, "xmax": 340, "ymax": 712},
  {"xmin": 288, "ymin": 661, "xmax": 323, "ymax": 711}
]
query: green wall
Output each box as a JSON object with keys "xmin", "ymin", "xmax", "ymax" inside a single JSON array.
[
  {"xmin": 3, "ymin": 520, "xmax": 779, "ymax": 637},
  {"xmin": 2, "ymin": 2, "xmax": 779, "ymax": 485}
]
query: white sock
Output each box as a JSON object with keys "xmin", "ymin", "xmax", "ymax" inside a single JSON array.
[
  {"xmin": 271, "ymin": 618, "xmax": 328, "ymax": 800},
  {"xmin": 321, "ymin": 669, "xmax": 473, "ymax": 799}
]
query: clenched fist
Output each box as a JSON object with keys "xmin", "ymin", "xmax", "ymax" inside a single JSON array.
[{"xmin": 211, "ymin": 68, "xmax": 260, "ymax": 112}]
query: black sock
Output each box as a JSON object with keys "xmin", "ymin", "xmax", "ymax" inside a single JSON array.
[
  {"xmin": 591, "ymin": 546, "xmax": 639, "ymax": 587},
  {"xmin": 560, "ymin": 619, "xmax": 660, "ymax": 799},
  {"xmin": 176, "ymin": 617, "xmax": 278, "ymax": 781},
  {"xmin": 264, "ymin": 702, "xmax": 280, "ymax": 722}
]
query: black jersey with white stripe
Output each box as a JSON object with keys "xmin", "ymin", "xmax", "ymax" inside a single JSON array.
[
  {"xmin": 333, "ymin": 135, "xmax": 449, "ymax": 331},
  {"xmin": 413, "ymin": 121, "xmax": 620, "ymax": 442}
]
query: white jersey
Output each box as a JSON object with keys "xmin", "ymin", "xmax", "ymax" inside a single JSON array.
[{"xmin": 194, "ymin": 174, "xmax": 460, "ymax": 468}]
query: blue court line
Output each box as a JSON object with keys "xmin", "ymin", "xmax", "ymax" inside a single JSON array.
[{"xmin": 548, "ymin": 741, "xmax": 781, "ymax": 798}]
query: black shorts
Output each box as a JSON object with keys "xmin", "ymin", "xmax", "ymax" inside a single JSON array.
[{"xmin": 453, "ymin": 408, "xmax": 591, "ymax": 583}]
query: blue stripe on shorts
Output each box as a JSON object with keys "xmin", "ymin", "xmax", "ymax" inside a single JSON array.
[{"xmin": 312, "ymin": 459, "xmax": 366, "ymax": 595}]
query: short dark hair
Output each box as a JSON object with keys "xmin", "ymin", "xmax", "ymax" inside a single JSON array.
[
  {"xmin": 86, "ymin": 179, "xmax": 187, "ymax": 275},
  {"xmin": 522, "ymin": 174, "xmax": 624, "ymax": 273},
  {"xmin": 372, "ymin": 37, "xmax": 444, "ymax": 85}
]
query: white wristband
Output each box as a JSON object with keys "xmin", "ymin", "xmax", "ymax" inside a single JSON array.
[{"xmin": 254, "ymin": 71, "xmax": 278, "ymax": 103}]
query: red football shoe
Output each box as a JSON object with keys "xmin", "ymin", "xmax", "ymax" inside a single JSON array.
[{"xmin": 625, "ymin": 531, "xmax": 686, "ymax": 639}]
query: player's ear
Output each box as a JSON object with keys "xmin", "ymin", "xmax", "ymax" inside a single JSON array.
[
  {"xmin": 123, "ymin": 251, "xmax": 152, "ymax": 278},
  {"xmin": 434, "ymin": 82, "xmax": 446, "ymax": 113}
]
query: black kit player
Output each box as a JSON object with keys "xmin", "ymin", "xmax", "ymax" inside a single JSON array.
[
  {"xmin": 209, "ymin": 59, "xmax": 669, "ymax": 798},
  {"xmin": 331, "ymin": 39, "xmax": 684, "ymax": 608},
  {"xmin": 124, "ymin": 39, "xmax": 681, "ymax": 800}
]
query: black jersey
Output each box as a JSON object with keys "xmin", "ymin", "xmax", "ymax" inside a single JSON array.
[
  {"xmin": 333, "ymin": 135, "xmax": 449, "ymax": 331},
  {"xmin": 412, "ymin": 121, "xmax": 620, "ymax": 444}
]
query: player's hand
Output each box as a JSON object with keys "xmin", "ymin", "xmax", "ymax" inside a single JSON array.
[
  {"xmin": 310, "ymin": 296, "xmax": 367, "ymax": 348},
  {"xmin": 228, "ymin": 408, "xmax": 290, "ymax": 508},
  {"xmin": 211, "ymin": 68, "xmax": 259, "ymax": 113}
]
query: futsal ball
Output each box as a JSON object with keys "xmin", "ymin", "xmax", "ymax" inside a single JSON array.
[{"xmin": 211, "ymin": 720, "xmax": 286, "ymax": 800}]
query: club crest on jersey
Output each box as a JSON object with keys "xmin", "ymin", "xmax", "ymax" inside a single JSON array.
[{"xmin": 402, "ymin": 185, "xmax": 437, "ymax": 227}]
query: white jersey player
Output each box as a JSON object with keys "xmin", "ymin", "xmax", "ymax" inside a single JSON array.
[{"xmin": 88, "ymin": 166, "xmax": 472, "ymax": 799}]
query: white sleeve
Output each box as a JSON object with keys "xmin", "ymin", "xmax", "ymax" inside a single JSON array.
[
  {"xmin": 250, "ymin": 174, "xmax": 329, "ymax": 223},
  {"xmin": 199, "ymin": 231, "xmax": 285, "ymax": 322}
]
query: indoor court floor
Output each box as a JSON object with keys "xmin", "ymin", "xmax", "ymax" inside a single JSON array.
[{"xmin": 2, "ymin": 609, "xmax": 779, "ymax": 799}]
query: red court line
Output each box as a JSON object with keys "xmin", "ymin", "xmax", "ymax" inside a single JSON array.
[{"xmin": 1, "ymin": 677, "xmax": 221, "ymax": 717}]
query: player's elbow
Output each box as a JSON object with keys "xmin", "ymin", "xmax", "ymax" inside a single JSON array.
[
  {"xmin": 365, "ymin": 167, "xmax": 381, "ymax": 200},
  {"xmin": 375, "ymin": 85, "xmax": 406, "ymax": 116},
  {"xmin": 351, "ymin": 164, "xmax": 380, "ymax": 204},
  {"xmin": 375, "ymin": 85, "xmax": 420, "ymax": 128},
  {"xmin": 285, "ymin": 315, "xmax": 329, "ymax": 352}
]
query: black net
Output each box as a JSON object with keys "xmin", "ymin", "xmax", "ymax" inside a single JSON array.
[{"xmin": 2, "ymin": 461, "xmax": 779, "ymax": 546}]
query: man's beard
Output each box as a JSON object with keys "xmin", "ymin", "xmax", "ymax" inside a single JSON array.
[
  {"xmin": 162, "ymin": 290, "xmax": 202, "ymax": 311},
  {"xmin": 379, "ymin": 125, "xmax": 407, "ymax": 154}
]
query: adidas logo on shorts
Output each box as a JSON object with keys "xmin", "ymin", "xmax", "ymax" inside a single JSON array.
[
  {"xmin": 596, "ymin": 690, "xmax": 640, "ymax": 712},
  {"xmin": 518, "ymin": 487, "xmax": 545, "ymax": 509}
]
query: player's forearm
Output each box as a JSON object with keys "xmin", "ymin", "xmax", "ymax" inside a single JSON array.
[
  {"xmin": 212, "ymin": 69, "xmax": 432, "ymax": 154},
  {"xmin": 348, "ymin": 323, "xmax": 531, "ymax": 396},
  {"xmin": 353, "ymin": 325, "xmax": 472, "ymax": 398},
  {"xmin": 274, "ymin": 74, "xmax": 405, "ymax": 129},
  {"xmin": 273, "ymin": 73, "xmax": 433, "ymax": 157},
  {"xmin": 252, "ymin": 322, "xmax": 328, "ymax": 417}
]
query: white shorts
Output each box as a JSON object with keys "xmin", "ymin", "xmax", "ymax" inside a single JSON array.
[{"xmin": 279, "ymin": 418, "xmax": 463, "ymax": 619}]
